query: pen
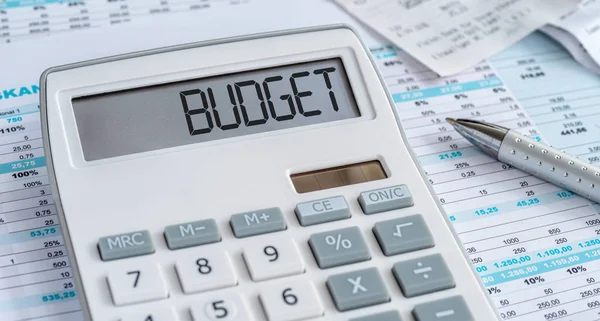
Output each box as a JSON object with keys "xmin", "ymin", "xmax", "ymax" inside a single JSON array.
[{"xmin": 446, "ymin": 118, "xmax": 600, "ymax": 204}]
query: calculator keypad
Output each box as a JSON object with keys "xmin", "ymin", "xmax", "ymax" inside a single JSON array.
[
  {"xmin": 107, "ymin": 263, "xmax": 168, "ymax": 306},
  {"xmin": 175, "ymin": 251, "xmax": 237, "ymax": 294},
  {"xmin": 308, "ymin": 226, "xmax": 370, "ymax": 269},
  {"xmin": 243, "ymin": 237, "xmax": 305, "ymax": 282},
  {"xmin": 259, "ymin": 277, "xmax": 324, "ymax": 321},
  {"xmin": 99, "ymin": 184, "xmax": 473, "ymax": 320},
  {"xmin": 326, "ymin": 267, "xmax": 390, "ymax": 312},
  {"xmin": 190, "ymin": 293, "xmax": 252, "ymax": 321}
]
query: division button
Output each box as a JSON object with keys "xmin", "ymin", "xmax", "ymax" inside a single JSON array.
[
  {"xmin": 308, "ymin": 226, "xmax": 370, "ymax": 269},
  {"xmin": 413, "ymin": 296, "xmax": 474, "ymax": 321},
  {"xmin": 98, "ymin": 230, "xmax": 154, "ymax": 261},
  {"xmin": 392, "ymin": 254, "xmax": 455, "ymax": 297},
  {"xmin": 295, "ymin": 196, "xmax": 350, "ymax": 226},
  {"xmin": 164, "ymin": 219, "xmax": 220, "ymax": 250},
  {"xmin": 373, "ymin": 215, "xmax": 434, "ymax": 256},
  {"xmin": 358, "ymin": 185, "xmax": 413, "ymax": 214},
  {"xmin": 326, "ymin": 267, "xmax": 390, "ymax": 312},
  {"xmin": 230, "ymin": 207, "xmax": 286, "ymax": 238}
]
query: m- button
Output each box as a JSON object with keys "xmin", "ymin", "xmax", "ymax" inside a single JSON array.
[
  {"xmin": 359, "ymin": 185, "xmax": 413, "ymax": 214},
  {"xmin": 164, "ymin": 219, "xmax": 220, "ymax": 250},
  {"xmin": 98, "ymin": 230, "xmax": 154, "ymax": 261}
]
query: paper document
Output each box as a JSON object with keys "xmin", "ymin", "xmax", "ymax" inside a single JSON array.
[
  {"xmin": 2, "ymin": 0, "xmax": 600, "ymax": 319},
  {"xmin": 0, "ymin": 0, "xmax": 251, "ymax": 44},
  {"xmin": 541, "ymin": 0, "xmax": 600, "ymax": 75},
  {"xmin": 373, "ymin": 31, "xmax": 600, "ymax": 320},
  {"xmin": 334, "ymin": 0, "xmax": 579, "ymax": 76}
]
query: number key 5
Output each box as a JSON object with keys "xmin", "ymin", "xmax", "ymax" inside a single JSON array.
[
  {"xmin": 175, "ymin": 250, "xmax": 237, "ymax": 294},
  {"xmin": 190, "ymin": 294, "xmax": 252, "ymax": 321}
]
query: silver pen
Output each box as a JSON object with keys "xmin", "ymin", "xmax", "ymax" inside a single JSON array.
[{"xmin": 446, "ymin": 118, "xmax": 600, "ymax": 204}]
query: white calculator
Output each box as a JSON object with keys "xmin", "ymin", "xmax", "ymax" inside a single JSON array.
[{"xmin": 40, "ymin": 25, "xmax": 499, "ymax": 321}]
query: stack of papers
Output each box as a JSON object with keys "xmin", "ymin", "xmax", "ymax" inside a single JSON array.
[{"xmin": 0, "ymin": 1, "xmax": 600, "ymax": 320}]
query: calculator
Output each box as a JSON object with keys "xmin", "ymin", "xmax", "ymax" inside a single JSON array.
[{"xmin": 40, "ymin": 25, "xmax": 499, "ymax": 321}]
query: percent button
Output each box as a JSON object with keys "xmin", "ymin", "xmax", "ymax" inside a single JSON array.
[{"xmin": 309, "ymin": 226, "xmax": 370, "ymax": 269}]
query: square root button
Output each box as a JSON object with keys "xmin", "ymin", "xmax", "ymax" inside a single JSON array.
[
  {"xmin": 373, "ymin": 215, "xmax": 434, "ymax": 256},
  {"xmin": 359, "ymin": 185, "xmax": 413, "ymax": 215}
]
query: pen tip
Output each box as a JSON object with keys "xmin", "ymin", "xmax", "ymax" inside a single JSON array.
[{"xmin": 446, "ymin": 117, "xmax": 457, "ymax": 125}]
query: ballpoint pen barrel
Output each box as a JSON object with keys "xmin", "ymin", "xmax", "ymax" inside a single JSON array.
[{"xmin": 498, "ymin": 130, "xmax": 600, "ymax": 204}]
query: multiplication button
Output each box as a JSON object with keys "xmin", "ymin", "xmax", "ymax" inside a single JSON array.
[
  {"xmin": 164, "ymin": 219, "xmax": 220, "ymax": 250},
  {"xmin": 413, "ymin": 296, "xmax": 474, "ymax": 321},
  {"xmin": 392, "ymin": 254, "xmax": 455, "ymax": 297},
  {"xmin": 308, "ymin": 226, "xmax": 370, "ymax": 269},
  {"xmin": 326, "ymin": 267, "xmax": 390, "ymax": 312},
  {"xmin": 373, "ymin": 215, "xmax": 434, "ymax": 256}
]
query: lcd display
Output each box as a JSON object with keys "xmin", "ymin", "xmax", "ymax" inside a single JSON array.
[{"xmin": 72, "ymin": 58, "xmax": 360, "ymax": 161}]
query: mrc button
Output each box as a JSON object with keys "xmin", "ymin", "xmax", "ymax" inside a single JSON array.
[
  {"xmin": 98, "ymin": 230, "xmax": 154, "ymax": 261},
  {"xmin": 358, "ymin": 185, "xmax": 413, "ymax": 215}
]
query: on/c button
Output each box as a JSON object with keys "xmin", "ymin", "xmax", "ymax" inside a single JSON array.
[
  {"xmin": 295, "ymin": 196, "xmax": 351, "ymax": 226},
  {"xmin": 358, "ymin": 185, "xmax": 414, "ymax": 215}
]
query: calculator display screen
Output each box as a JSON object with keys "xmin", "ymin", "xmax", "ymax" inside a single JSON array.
[{"xmin": 72, "ymin": 58, "xmax": 360, "ymax": 161}]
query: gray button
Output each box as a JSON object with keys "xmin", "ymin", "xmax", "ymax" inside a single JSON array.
[
  {"xmin": 230, "ymin": 207, "xmax": 286, "ymax": 238},
  {"xmin": 359, "ymin": 185, "xmax": 413, "ymax": 214},
  {"xmin": 98, "ymin": 230, "xmax": 154, "ymax": 261},
  {"xmin": 164, "ymin": 219, "xmax": 220, "ymax": 250},
  {"xmin": 350, "ymin": 311, "xmax": 402, "ymax": 321},
  {"xmin": 326, "ymin": 267, "xmax": 390, "ymax": 312},
  {"xmin": 374, "ymin": 215, "xmax": 434, "ymax": 256},
  {"xmin": 393, "ymin": 254, "xmax": 455, "ymax": 297},
  {"xmin": 413, "ymin": 296, "xmax": 473, "ymax": 321},
  {"xmin": 295, "ymin": 196, "xmax": 350, "ymax": 226},
  {"xmin": 309, "ymin": 226, "xmax": 370, "ymax": 269}
]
